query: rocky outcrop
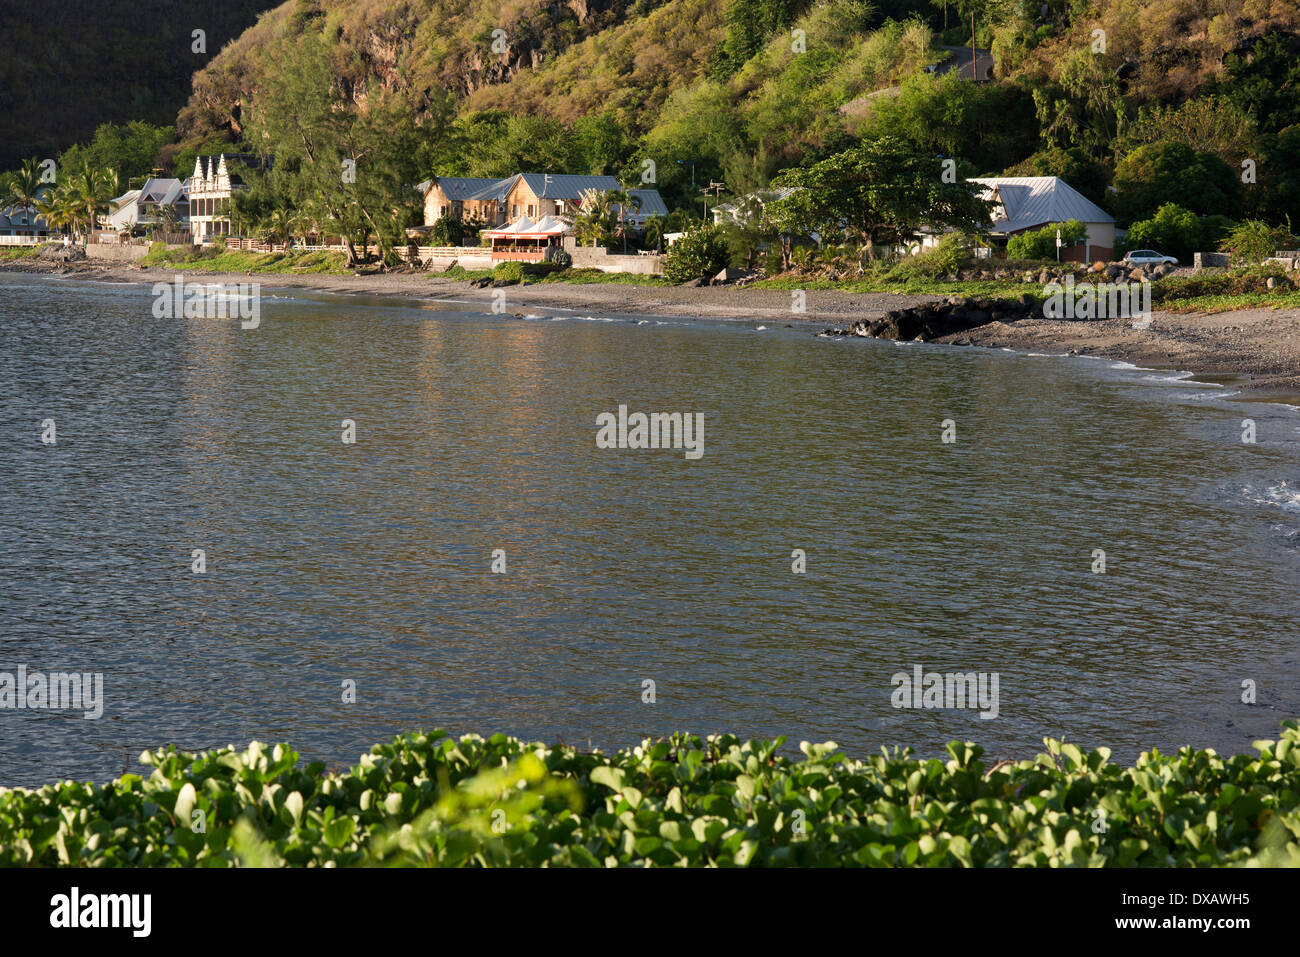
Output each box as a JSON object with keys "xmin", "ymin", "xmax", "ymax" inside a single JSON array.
[
  {"xmin": 829, "ymin": 295, "xmax": 1040, "ymax": 341},
  {"xmin": 36, "ymin": 243, "xmax": 87, "ymax": 263}
]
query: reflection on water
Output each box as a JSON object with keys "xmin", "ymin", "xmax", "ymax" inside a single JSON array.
[{"xmin": 1, "ymin": 275, "xmax": 1299, "ymax": 786}]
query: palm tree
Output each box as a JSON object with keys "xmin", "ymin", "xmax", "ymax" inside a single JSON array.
[
  {"xmin": 56, "ymin": 165, "xmax": 117, "ymax": 242},
  {"xmin": 7, "ymin": 157, "xmax": 44, "ymax": 213},
  {"xmin": 268, "ymin": 207, "xmax": 295, "ymax": 246},
  {"xmin": 35, "ymin": 188, "xmax": 77, "ymax": 241},
  {"xmin": 149, "ymin": 202, "xmax": 180, "ymax": 240},
  {"xmin": 642, "ymin": 214, "xmax": 667, "ymax": 253},
  {"xmin": 573, "ymin": 188, "xmax": 616, "ymax": 248},
  {"xmin": 607, "ymin": 189, "xmax": 642, "ymax": 253}
]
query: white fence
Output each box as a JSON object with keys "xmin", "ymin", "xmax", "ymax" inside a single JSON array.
[{"xmin": 0, "ymin": 235, "xmax": 45, "ymax": 246}]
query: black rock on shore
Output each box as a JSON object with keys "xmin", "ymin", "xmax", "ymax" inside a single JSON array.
[{"xmin": 826, "ymin": 295, "xmax": 1041, "ymax": 341}]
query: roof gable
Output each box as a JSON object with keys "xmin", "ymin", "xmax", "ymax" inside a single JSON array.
[
  {"xmin": 969, "ymin": 176, "xmax": 1114, "ymax": 232},
  {"xmin": 428, "ymin": 176, "xmax": 512, "ymax": 201}
]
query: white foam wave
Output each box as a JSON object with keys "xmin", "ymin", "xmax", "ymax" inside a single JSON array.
[{"xmin": 1245, "ymin": 481, "xmax": 1300, "ymax": 513}]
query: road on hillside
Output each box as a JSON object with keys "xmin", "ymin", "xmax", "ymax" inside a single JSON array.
[{"xmin": 935, "ymin": 45, "xmax": 994, "ymax": 81}]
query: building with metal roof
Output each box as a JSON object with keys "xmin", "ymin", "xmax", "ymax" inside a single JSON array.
[
  {"xmin": 105, "ymin": 178, "xmax": 189, "ymax": 232},
  {"xmin": 421, "ymin": 173, "xmax": 668, "ymax": 232},
  {"xmin": 970, "ymin": 176, "xmax": 1116, "ymax": 260}
]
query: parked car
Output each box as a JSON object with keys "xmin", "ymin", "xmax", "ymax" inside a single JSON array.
[{"xmin": 1123, "ymin": 249, "xmax": 1178, "ymax": 266}]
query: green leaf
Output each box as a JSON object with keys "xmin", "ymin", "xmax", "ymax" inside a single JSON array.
[
  {"xmin": 589, "ymin": 766, "xmax": 625, "ymax": 791},
  {"xmin": 323, "ymin": 817, "xmax": 356, "ymax": 849}
]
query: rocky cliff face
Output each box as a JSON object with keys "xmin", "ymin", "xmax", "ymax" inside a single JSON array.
[{"xmin": 179, "ymin": 0, "xmax": 655, "ymax": 139}]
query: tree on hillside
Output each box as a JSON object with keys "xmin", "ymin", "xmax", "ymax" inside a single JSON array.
[
  {"xmin": 1112, "ymin": 141, "xmax": 1242, "ymax": 225},
  {"xmin": 714, "ymin": 0, "xmax": 813, "ymax": 77},
  {"xmin": 1033, "ymin": 46, "xmax": 1124, "ymax": 161},
  {"xmin": 572, "ymin": 114, "xmax": 632, "ymax": 175},
  {"xmin": 1255, "ymin": 125, "xmax": 1300, "ymax": 226},
  {"xmin": 1208, "ymin": 30, "xmax": 1300, "ymax": 137},
  {"xmin": 861, "ymin": 72, "xmax": 1039, "ymax": 174},
  {"xmin": 1001, "ymin": 147, "xmax": 1111, "ymax": 211},
  {"xmin": 1120, "ymin": 97, "xmax": 1258, "ymax": 170},
  {"xmin": 766, "ymin": 135, "xmax": 994, "ymax": 260},
  {"xmin": 243, "ymin": 30, "xmax": 421, "ymax": 266}
]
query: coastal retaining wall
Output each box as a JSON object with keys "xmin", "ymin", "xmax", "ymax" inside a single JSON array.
[
  {"xmin": 567, "ymin": 246, "xmax": 665, "ymax": 275},
  {"xmin": 85, "ymin": 244, "xmax": 149, "ymax": 262}
]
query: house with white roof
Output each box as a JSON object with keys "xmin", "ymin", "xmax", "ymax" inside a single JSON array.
[
  {"xmin": 483, "ymin": 213, "xmax": 573, "ymax": 261},
  {"xmin": 105, "ymin": 178, "xmax": 189, "ymax": 233},
  {"xmin": 970, "ymin": 176, "xmax": 1116, "ymax": 262}
]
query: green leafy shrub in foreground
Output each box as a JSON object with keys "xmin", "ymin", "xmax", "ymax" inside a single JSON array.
[
  {"xmin": 2, "ymin": 724, "xmax": 1299, "ymax": 867},
  {"xmin": 663, "ymin": 225, "xmax": 730, "ymax": 283},
  {"xmin": 1006, "ymin": 220, "xmax": 1087, "ymax": 260}
]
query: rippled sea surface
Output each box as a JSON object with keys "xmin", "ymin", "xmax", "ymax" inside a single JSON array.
[{"xmin": 2, "ymin": 273, "xmax": 1299, "ymax": 786}]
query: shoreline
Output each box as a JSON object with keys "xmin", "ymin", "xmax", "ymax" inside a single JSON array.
[{"xmin": 7, "ymin": 257, "xmax": 1300, "ymax": 400}]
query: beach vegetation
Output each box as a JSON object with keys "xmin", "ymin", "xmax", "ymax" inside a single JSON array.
[
  {"xmin": 1218, "ymin": 219, "xmax": 1298, "ymax": 266},
  {"xmin": 141, "ymin": 244, "xmax": 348, "ymax": 274},
  {"xmin": 663, "ymin": 224, "xmax": 731, "ymax": 282},
  {"xmin": 887, "ymin": 232, "xmax": 981, "ymax": 280},
  {"xmin": 1005, "ymin": 219, "xmax": 1087, "ymax": 260},
  {"xmin": 3, "ymin": 723, "xmax": 1300, "ymax": 867}
]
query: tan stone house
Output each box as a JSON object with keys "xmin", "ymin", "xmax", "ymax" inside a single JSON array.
[{"xmin": 419, "ymin": 176, "xmax": 513, "ymax": 229}]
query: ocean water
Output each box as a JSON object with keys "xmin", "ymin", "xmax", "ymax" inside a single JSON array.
[{"xmin": 1, "ymin": 273, "xmax": 1298, "ymax": 786}]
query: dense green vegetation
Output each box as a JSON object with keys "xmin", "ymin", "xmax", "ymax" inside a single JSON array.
[
  {"xmin": 2, "ymin": 724, "xmax": 1299, "ymax": 866},
  {"xmin": 663, "ymin": 225, "xmax": 731, "ymax": 282},
  {"xmin": 1006, "ymin": 220, "xmax": 1086, "ymax": 259}
]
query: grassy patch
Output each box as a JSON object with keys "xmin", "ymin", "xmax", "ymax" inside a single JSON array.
[
  {"xmin": 141, "ymin": 244, "xmax": 349, "ymax": 275},
  {"xmin": 3, "ymin": 724, "xmax": 1300, "ymax": 866},
  {"xmin": 536, "ymin": 268, "xmax": 670, "ymax": 285},
  {"xmin": 1156, "ymin": 292, "xmax": 1300, "ymax": 313},
  {"xmin": 432, "ymin": 265, "xmax": 494, "ymax": 281},
  {"xmin": 750, "ymin": 275, "xmax": 1043, "ymax": 300},
  {"xmin": 0, "ymin": 245, "xmax": 41, "ymax": 260},
  {"xmin": 1152, "ymin": 266, "xmax": 1300, "ymax": 313}
]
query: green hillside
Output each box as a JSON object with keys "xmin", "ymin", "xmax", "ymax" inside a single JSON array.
[
  {"xmin": 168, "ymin": 0, "xmax": 1300, "ymax": 215},
  {"xmin": 7, "ymin": 0, "xmax": 1300, "ymax": 265}
]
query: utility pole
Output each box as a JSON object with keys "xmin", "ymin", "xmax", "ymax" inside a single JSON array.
[
  {"xmin": 700, "ymin": 181, "xmax": 724, "ymax": 222},
  {"xmin": 971, "ymin": 10, "xmax": 977, "ymax": 82}
]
